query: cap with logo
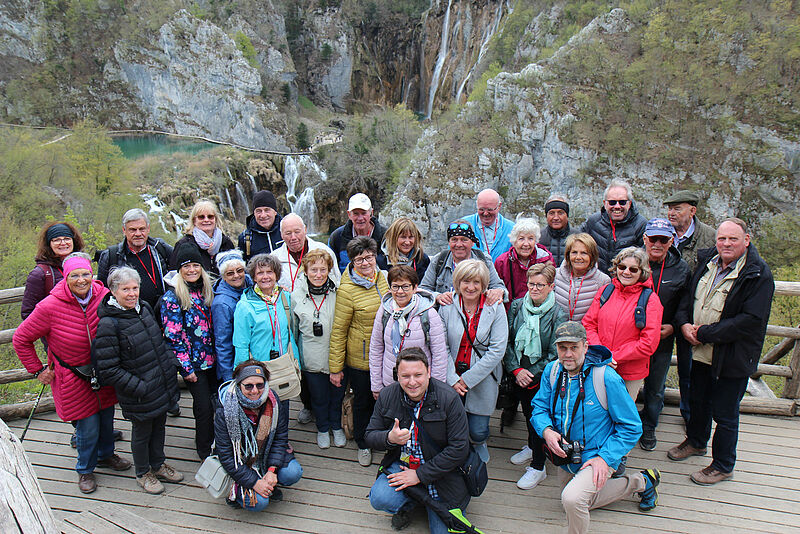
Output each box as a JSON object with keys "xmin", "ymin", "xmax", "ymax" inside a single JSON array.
[
  {"xmin": 645, "ymin": 218, "xmax": 677, "ymax": 238},
  {"xmin": 554, "ymin": 321, "xmax": 587, "ymax": 344},
  {"xmin": 348, "ymin": 193, "xmax": 372, "ymax": 212}
]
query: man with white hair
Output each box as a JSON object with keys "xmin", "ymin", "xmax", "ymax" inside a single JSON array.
[
  {"xmin": 275, "ymin": 214, "xmax": 340, "ymax": 292},
  {"xmin": 580, "ymin": 180, "xmax": 647, "ymax": 273},
  {"xmin": 96, "ymin": 208, "xmax": 173, "ymax": 309},
  {"xmin": 464, "ymin": 188, "xmax": 515, "ymax": 262}
]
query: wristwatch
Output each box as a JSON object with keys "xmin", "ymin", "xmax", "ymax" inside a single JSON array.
[{"xmin": 32, "ymin": 366, "xmax": 47, "ymax": 378}]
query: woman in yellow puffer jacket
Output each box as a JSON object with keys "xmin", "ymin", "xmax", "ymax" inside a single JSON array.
[{"xmin": 329, "ymin": 237, "xmax": 389, "ymax": 468}]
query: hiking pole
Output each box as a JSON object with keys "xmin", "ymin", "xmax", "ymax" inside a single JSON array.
[{"xmin": 20, "ymin": 382, "xmax": 47, "ymax": 442}]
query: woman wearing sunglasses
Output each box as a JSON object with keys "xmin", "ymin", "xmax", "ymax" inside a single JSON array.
[
  {"xmin": 582, "ymin": 246, "xmax": 663, "ymax": 400},
  {"xmin": 214, "ymin": 360, "xmax": 303, "ymax": 511},
  {"xmin": 170, "ymin": 200, "xmax": 235, "ymax": 275},
  {"xmin": 212, "ymin": 250, "xmax": 253, "ymax": 383}
]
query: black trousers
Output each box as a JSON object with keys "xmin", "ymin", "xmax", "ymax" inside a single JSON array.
[
  {"xmin": 345, "ymin": 367, "xmax": 375, "ymax": 450},
  {"xmin": 131, "ymin": 412, "xmax": 168, "ymax": 477},
  {"xmin": 185, "ymin": 368, "xmax": 218, "ymax": 459},
  {"xmin": 514, "ymin": 381, "xmax": 546, "ymax": 470}
]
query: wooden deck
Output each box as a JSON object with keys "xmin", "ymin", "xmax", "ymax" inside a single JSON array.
[{"xmin": 8, "ymin": 391, "xmax": 800, "ymax": 534}]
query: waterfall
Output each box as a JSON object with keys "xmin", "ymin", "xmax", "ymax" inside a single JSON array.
[
  {"xmin": 425, "ymin": 0, "xmax": 454, "ymax": 119},
  {"xmin": 455, "ymin": 1, "xmax": 504, "ymax": 103},
  {"xmin": 282, "ymin": 155, "xmax": 322, "ymax": 232},
  {"xmin": 170, "ymin": 211, "xmax": 189, "ymax": 237},
  {"xmin": 235, "ymin": 182, "xmax": 249, "ymax": 216},
  {"xmin": 294, "ymin": 188, "xmax": 319, "ymax": 234},
  {"xmin": 284, "ymin": 155, "xmax": 299, "ymax": 204},
  {"xmin": 246, "ymin": 171, "xmax": 258, "ymax": 194},
  {"xmin": 223, "ymin": 188, "xmax": 236, "ymax": 219},
  {"xmin": 142, "ymin": 194, "xmax": 171, "ymax": 236}
]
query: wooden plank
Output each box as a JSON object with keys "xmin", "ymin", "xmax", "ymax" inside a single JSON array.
[
  {"xmin": 0, "ymin": 396, "xmax": 55, "ymax": 421},
  {"xmin": 758, "ymin": 337, "xmax": 795, "ymax": 366},
  {"xmin": 0, "ymin": 327, "xmax": 16, "ymax": 345},
  {"xmin": 0, "ymin": 286, "xmax": 24, "ymax": 305},
  {"xmin": 663, "ymin": 388, "xmax": 797, "ymax": 416},
  {"xmin": 91, "ymin": 503, "xmax": 173, "ymax": 534},
  {"xmin": 668, "ymin": 356, "xmax": 793, "ymax": 378},
  {"xmin": 65, "ymin": 512, "xmax": 130, "ymax": 534},
  {"xmin": 783, "ymin": 336, "xmax": 800, "ymax": 398},
  {"xmin": 0, "ymin": 368, "xmax": 36, "ymax": 384},
  {"xmin": 766, "ymin": 324, "xmax": 800, "ymax": 339},
  {"xmin": 775, "ymin": 280, "xmax": 800, "ymax": 296}
]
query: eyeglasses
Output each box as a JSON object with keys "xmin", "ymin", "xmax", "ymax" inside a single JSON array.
[
  {"xmin": 526, "ymin": 282, "xmax": 548, "ymax": 290},
  {"xmin": 67, "ymin": 272, "xmax": 92, "ymax": 280},
  {"xmin": 448, "ymin": 223, "xmax": 472, "ymax": 231},
  {"xmin": 390, "ymin": 284, "xmax": 413, "ymax": 292},
  {"xmin": 196, "ymin": 214, "xmax": 216, "ymax": 220},
  {"xmin": 646, "ymin": 235, "xmax": 671, "ymax": 244},
  {"xmin": 242, "ymin": 382, "xmax": 266, "ymax": 392},
  {"xmin": 605, "ymin": 199, "xmax": 629, "ymax": 206},
  {"xmin": 50, "ymin": 237, "xmax": 73, "ymax": 244},
  {"xmin": 477, "ymin": 207, "xmax": 499, "ymax": 214},
  {"xmin": 225, "ymin": 268, "xmax": 246, "ymax": 276},
  {"xmin": 352, "ymin": 255, "xmax": 376, "ymax": 265},
  {"xmin": 617, "ymin": 265, "xmax": 640, "ymax": 274}
]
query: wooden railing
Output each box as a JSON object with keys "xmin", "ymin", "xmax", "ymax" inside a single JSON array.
[{"xmin": 1, "ymin": 283, "xmax": 799, "ymax": 418}]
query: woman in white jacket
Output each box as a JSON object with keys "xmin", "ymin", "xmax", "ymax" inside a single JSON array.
[
  {"xmin": 553, "ymin": 233, "xmax": 610, "ymax": 322},
  {"xmin": 291, "ymin": 249, "xmax": 344, "ymax": 449}
]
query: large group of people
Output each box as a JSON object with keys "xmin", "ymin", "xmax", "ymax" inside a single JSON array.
[{"xmin": 12, "ymin": 180, "xmax": 775, "ymax": 533}]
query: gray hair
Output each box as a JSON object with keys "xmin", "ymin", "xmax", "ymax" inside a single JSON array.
[
  {"xmin": 122, "ymin": 208, "xmax": 149, "ymax": 227},
  {"xmin": 64, "ymin": 252, "xmax": 92, "ymax": 262},
  {"xmin": 280, "ymin": 213, "xmax": 306, "ymax": 232},
  {"xmin": 247, "ymin": 253, "xmax": 282, "ymax": 280},
  {"xmin": 509, "ymin": 218, "xmax": 541, "ymax": 244},
  {"xmin": 603, "ymin": 179, "xmax": 634, "ymax": 202},
  {"xmin": 610, "ymin": 246, "xmax": 651, "ymax": 282},
  {"xmin": 107, "ymin": 266, "xmax": 141, "ymax": 291}
]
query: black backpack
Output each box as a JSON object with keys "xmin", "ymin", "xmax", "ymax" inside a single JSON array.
[{"xmin": 598, "ymin": 284, "xmax": 653, "ymax": 329}]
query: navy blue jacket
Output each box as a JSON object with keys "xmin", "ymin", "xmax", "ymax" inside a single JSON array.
[{"xmin": 238, "ymin": 213, "xmax": 284, "ymax": 262}]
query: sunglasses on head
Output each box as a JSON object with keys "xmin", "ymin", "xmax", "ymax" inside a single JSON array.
[
  {"xmin": 242, "ymin": 382, "xmax": 266, "ymax": 392},
  {"xmin": 606, "ymin": 199, "xmax": 629, "ymax": 206},
  {"xmin": 647, "ymin": 235, "xmax": 671, "ymax": 244},
  {"xmin": 449, "ymin": 223, "xmax": 472, "ymax": 231},
  {"xmin": 617, "ymin": 265, "xmax": 640, "ymax": 274}
]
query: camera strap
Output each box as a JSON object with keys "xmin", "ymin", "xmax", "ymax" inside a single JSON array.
[{"xmin": 552, "ymin": 367, "xmax": 587, "ymax": 444}]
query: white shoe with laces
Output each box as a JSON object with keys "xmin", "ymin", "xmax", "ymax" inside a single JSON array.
[
  {"xmin": 510, "ymin": 445, "xmax": 533, "ymax": 465},
  {"xmin": 317, "ymin": 431, "xmax": 330, "ymax": 449},
  {"xmin": 358, "ymin": 448, "xmax": 372, "ymax": 467},
  {"xmin": 332, "ymin": 429, "xmax": 347, "ymax": 447},
  {"xmin": 517, "ymin": 466, "xmax": 547, "ymax": 490}
]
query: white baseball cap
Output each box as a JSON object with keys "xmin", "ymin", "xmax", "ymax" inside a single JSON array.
[{"xmin": 348, "ymin": 193, "xmax": 372, "ymax": 211}]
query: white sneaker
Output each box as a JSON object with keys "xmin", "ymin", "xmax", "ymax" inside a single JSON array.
[
  {"xmin": 510, "ymin": 445, "xmax": 533, "ymax": 465},
  {"xmin": 517, "ymin": 466, "xmax": 547, "ymax": 490},
  {"xmin": 332, "ymin": 429, "xmax": 347, "ymax": 447},
  {"xmin": 358, "ymin": 448, "xmax": 372, "ymax": 467},
  {"xmin": 317, "ymin": 431, "xmax": 330, "ymax": 449},
  {"xmin": 297, "ymin": 408, "xmax": 313, "ymax": 424}
]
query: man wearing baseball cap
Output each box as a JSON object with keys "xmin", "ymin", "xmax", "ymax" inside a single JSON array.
[
  {"xmin": 531, "ymin": 321, "xmax": 660, "ymax": 533},
  {"xmin": 639, "ymin": 219, "xmax": 691, "ymax": 451},
  {"xmin": 328, "ymin": 193, "xmax": 387, "ymax": 272},
  {"xmin": 663, "ymin": 190, "xmax": 715, "ymax": 272}
]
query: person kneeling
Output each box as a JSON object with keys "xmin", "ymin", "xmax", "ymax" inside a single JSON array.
[
  {"xmin": 531, "ymin": 322, "xmax": 660, "ymax": 534},
  {"xmin": 366, "ymin": 348, "xmax": 479, "ymax": 534},
  {"xmin": 215, "ymin": 360, "xmax": 303, "ymax": 511}
]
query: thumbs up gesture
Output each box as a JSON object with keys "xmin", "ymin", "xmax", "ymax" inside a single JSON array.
[{"xmin": 388, "ymin": 418, "xmax": 411, "ymax": 445}]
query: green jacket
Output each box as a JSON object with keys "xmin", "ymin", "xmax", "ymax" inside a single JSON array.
[
  {"xmin": 678, "ymin": 217, "xmax": 716, "ymax": 272},
  {"xmin": 505, "ymin": 296, "xmax": 567, "ymax": 378}
]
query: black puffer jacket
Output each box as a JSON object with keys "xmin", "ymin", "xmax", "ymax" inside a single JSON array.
[
  {"xmin": 365, "ymin": 378, "xmax": 470, "ymax": 509},
  {"xmin": 581, "ymin": 205, "xmax": 647, "ymax": 273},
  {"xmin": 93, "ymin": 294, "xmax": 180, "ymax": 422},
  {"xmin": 169, "ymin": 233, "xmax": 235, "ymax": 275},
  {"xmin": 237, "ymin": 213, "xmax": 284, "ymax": 262},
  {"xmin": 649, "ymin": 247, "xmax": 691, "ymax": 353},
  {"xmin": 539, "ymin": 225, "xmax": 577, "ymax": 267},
  {"xmin": 328, "ymin": 216, "xmax": 387, "ymax": 273},
  {"xmin": 675, "ymin": 245, "xmax": 774, "ymax": 379}
]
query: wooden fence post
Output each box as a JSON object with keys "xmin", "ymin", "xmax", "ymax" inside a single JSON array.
[{"xmin": 783, "ymin": 340, "xmax": 800, "ymax": 399}]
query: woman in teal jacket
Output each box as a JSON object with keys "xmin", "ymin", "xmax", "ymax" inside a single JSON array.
[{"xmin": 233, "ymin": 254, "xmax": 299, "ymax": 367}]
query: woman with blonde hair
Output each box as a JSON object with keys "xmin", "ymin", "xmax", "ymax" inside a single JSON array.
[
  {"xmin": 380, "ymin": 217, "xmax": 430, "ymax": 282},
  {"xmin": 170, "ymin": 200, "xmax": 234, "ymax": 275},
  {"xmin": 553, "ymin": 233, "xmax": 610, "ymax": 322},
  {"xmin": 161, "ymin": 244, "xmax": 217, "ymax": 459}
]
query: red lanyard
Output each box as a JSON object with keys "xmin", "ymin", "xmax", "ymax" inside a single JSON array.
[
  {"xmin": 266, "ymin": 301, "xmax": 284, "ymax": 351},
  {"xmin": 568, "ymin": 275, "xmax": 585, "ymax": 320},
  {"xmin": 480, "ymin": 222, "xmax": 498, "ymax": 255},
  {"xmin": 654, "ymin": 260, "xmax": 666, "ymax": 295},
  {"xmin": 309, "ymin": 292, "xmax": 327, "ymax": 319},
  {"xmin": 288, "ymin": 247, "xmax": 305, "ymax": 292},
  {"xmin": 133, "ymin": 246, "xmax": 158, "ymax": 287},
  {"xmin": 610, "ymin": 220, "xmax": 617, "ymax": 242}
]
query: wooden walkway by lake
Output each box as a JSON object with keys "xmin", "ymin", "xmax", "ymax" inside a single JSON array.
[{"xmin": 8, "ymin": 390, "xmax": 800, "ymax": 534}]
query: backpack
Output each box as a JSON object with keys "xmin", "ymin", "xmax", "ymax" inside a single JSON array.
[
  {"xmin": 549, "ymin": 362, "xmax": 607, "ymax": 410},
  {"xmin": 36, "ymin": 264, "xmax": 57, "ymax": 295},
  {"xmin": 243, "ymin": 229, "xmax": 252, "ymax": 258},
  {"xmin": 598, "ymin": 284, "xmax": 653, "ymax": 330},
  {"xmin": 381, "ymin": 307, "xmax": 431, "ymax": 346}
]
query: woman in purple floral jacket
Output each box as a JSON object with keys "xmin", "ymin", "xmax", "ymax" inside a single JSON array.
[{"xmin": 160, "ymin": 244, "xmax": 217, "ymax": 459}]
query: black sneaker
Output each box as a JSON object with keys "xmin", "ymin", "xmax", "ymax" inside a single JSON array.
[
  {"xmin": 270, "ymin": 488, "xmax": 283, "ymax": 502},
  {"xmin": 639, "ymin": 468, "xmax": 660, "ymax": 511},
  {"xmin": 611, "ymin": 456, "xmax": 627, "ymax": 478},
  {"xmin": 639, "ymin": 429, "xmax": 657, "ymax": 451},
  {"xmin": 391, "ymin": 508, "xmax": 412, "ymax": 531},
  {"xmin": 501, "ymin": 407, "xmax": 517, "ymax": 428}
]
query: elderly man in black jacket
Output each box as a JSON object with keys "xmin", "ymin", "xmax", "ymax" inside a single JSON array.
[
  {"xmin": 366, "ymin": 348, "xmax": 470, "ymax": 533},
  {"xmin": 639, "ymin": 219, "xmax": 691, "ymax": 451},
  {"xmin": 667, "ymin": 218, "xmax": 774, "ymax": 485},
  {"xmin": 580, "ymin": 179, "xmax": 647, "ymax": 273}
]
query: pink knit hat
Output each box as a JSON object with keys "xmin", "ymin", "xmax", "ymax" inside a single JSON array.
[{"xmin": 62, "ymin": 256, "xmax": 93, "ymax": 277}]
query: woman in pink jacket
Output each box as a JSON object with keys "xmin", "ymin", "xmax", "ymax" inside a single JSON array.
[
  {"xmin": 13, "ymin": 253, "xmax": 129, "ymax": 494},
  {"xmin": 582, "ymin": 246, "xmax": 663, "ymax": 400}
]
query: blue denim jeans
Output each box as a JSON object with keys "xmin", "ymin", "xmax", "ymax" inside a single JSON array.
[
  {"xmin": 466, "ymin": 413, "xmax": 490, "ymax": 444},
  {"xmin": 304, "ymin": 371, "xmax": 345, "ymax": 433},
  {"xmin": 641, "ymin": 345, "xmax": 673, "ymax": 431},
  {"xmin": 369, "ymin": 461, "xmax": 452, "ymax": 534},
  {"xmin": 686, "ymin": 361, "xmax": 748, "ymax": 473},
  {"xmin": 74, "ymin": 406, "xmax": 116, "ymax": 474},
  {"xmin": 235, "ymin": 459, "xmax": 303, "ymax": 512}
]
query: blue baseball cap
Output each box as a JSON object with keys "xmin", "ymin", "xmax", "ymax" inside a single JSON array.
[{"xmin": 645, "ymin": 218, "xmax": 676, "ymax": 238}]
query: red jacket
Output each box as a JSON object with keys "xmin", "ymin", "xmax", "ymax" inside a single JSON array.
[
  {"xmin": 495, "ymin": 244, "xmax": 555, "ymax": 308},
  {"xmin": 13, "ymin": 279, "xmax": 116, "ymax": 421},
  {"xmin": 582, "ymin": 278, "xmax": 663, "ymax": 381}
]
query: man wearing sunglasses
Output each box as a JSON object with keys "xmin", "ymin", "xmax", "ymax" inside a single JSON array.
[
  {"xmin": 463, "ymin": 188, "xmax": 515, "ymax": 262},
  {"xmin": 638, "ymin": 219, "xmax": 690, "ymax": 451},
  {"xmin": 581, "ymin": 180, "xmax": 647, "ymax": 273}
]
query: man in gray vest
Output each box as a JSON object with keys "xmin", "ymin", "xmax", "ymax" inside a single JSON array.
[{"xmin": 664, "ymin": 190, "xmax": 716, "ymax": 272}]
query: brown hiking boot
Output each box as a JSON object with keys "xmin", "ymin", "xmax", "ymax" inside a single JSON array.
[
  {"xmin": 78, "ymin": 472, "xmax": 97, "ymax": 494},
  {"xmin": 691, "ymin": 465, "xmax": 733, "ymax": 486},
  {"xmin": 153, "ymin": 463, "xmax": 184, "ymax": 483},
  {"xmin": 137, "ymin": 471, "xmax": 165, "ymax": 494},
  {"xmin": 667, "ymin": 439, "xmax": 707, "ymax": 461},
  {"xmin": 97, "ymin": 453, "xmax": 132, "ymax": 471}
]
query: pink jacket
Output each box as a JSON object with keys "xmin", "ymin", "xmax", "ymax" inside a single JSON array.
[
  {"xmin": 369, "ymin": 293, "xmax": 449, "ymax": 392},
  {"xmin": 13, "ymin": 279, "xmax": 117, "ymax": 421},
  {"xmin": 495, "ymin": 244, "xmax": 555, "ymax": 307},
  {"xmin": 582, "ymin": 278, "xmax": 663, "ymax": 381}
]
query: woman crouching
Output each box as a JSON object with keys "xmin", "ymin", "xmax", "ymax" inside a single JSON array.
[{"xmin": 215, "ymin": 360, "xmax": 303, "ymax": 511}]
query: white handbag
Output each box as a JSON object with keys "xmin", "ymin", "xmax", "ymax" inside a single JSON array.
[{"xmin": 195, "ymin": 455, "xmax": 232, "ymax": 499}]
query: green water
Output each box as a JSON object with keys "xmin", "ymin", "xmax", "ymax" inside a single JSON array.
[{"xmin": 112, "ymin": 134, "xmax": 216, "ymax": 159}]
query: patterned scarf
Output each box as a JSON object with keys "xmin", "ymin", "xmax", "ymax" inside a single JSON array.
[
  {"xmin": 391, "ymin": 294, "xmax": 418, "ymax": 355},
  {"xmin": 192, "ymin": 226, "xmax": 223, "ymax": 256},
  {"xmin": 254, "ymin": 284, "xmax": 281, "ymax": 305},
  {"xmin": 514, "ymin": 292, "xmax": 555, "ymax": 365}
]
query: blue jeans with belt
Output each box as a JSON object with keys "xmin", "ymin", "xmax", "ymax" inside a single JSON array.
[{"xmin": 74, "ymin": 406, "xmax": 116, "ymax": 474}]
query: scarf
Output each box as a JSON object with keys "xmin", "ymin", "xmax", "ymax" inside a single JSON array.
[
  {"xmin": 350, "ymin": 265, "xmax": 377, "ymax": 289},
  {"xmin": 308, "ymin": 278, "xmax": 333, "ymax": 296},
  {"xmin": 254, "ymin": 284, "xmax": 280, "ymax": 305},
  {"xmin": 514, "ymin": 291, "xmax": 556, "ymax": 365},
  {"xmin": 73, "ymin": 287, "xmax": 93, "ymax": 307},
  {"xmin": 108, "ymin": 295, "xmax": 140, "ymax": 313},
  {"xmin": 192, "ymin": 226, "xmax": 223, "ymax": 256},
  {"xmin": 390, "ymin": 294, "xmax": 418, "ymax": 355}
]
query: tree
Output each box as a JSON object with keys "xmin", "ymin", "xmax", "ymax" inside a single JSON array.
[{"xmin": 296, "ymin": 122, "xmax": 310, "ymax": 150}]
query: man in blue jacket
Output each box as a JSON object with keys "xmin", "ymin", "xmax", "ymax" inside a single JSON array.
[
  {"xmin": 532, "ymin": 322, "xmax": 660, "ymax": 534},
  {"xmin": 464, "ymin": 188, "xmax": 515, "ymax": 262}
]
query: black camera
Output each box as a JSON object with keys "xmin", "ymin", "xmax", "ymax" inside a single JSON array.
[
  {"xmin": 455, "ymin": 361, "xmax": 469, "ymax": 375},
  {"xmin": 561, "ymin": 440, "xmax": 583, "ymax": 464},
  {"xmin": 270, "ymin": 349, "xmax": 280, "ymax": 360},
  {"xmin": 313, "ymin": 321, "xmax": 324, "ymax": 337}
]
